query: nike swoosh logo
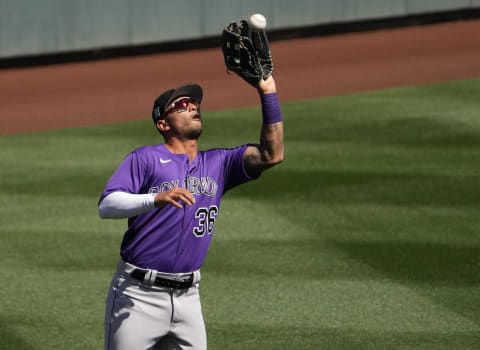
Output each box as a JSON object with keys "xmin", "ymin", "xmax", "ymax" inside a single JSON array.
[{"xmin": 160, "ymin": 158, "xmax": 172, "ymax": 164}]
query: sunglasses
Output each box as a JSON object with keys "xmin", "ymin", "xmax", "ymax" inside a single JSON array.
[{"xmin": 164, "ymin": 97, "xmax": 200, "ymax": 116}]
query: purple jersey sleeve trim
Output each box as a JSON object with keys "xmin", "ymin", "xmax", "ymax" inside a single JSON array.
[
  {"xmin": 224, "ymin": 144, "xmax": 259, "ymax": 192},
  {"xmin": 261, "ymin": 93, "xmax": 283, "ymax": 124}
]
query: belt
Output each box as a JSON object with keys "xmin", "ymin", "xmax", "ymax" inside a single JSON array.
[{"xmin": 130, "ymin": 269, "xmax": 194, "ymax": 289}]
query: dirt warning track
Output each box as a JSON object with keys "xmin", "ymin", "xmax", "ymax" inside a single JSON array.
[{"xmin": 1, "ymin": 19, "xmax": 479, "ymax": 135}]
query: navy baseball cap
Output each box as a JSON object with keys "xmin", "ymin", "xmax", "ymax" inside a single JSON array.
[{"xmin": 152, "ymin": 83, "xmax": 203, "ymax": 122}]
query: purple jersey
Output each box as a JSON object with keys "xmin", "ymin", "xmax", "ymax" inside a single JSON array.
[{"xmin": 100, "ymin": 144, "xmax": 255, "ymax": 273}]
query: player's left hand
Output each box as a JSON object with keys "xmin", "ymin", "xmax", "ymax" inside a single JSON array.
[
  {"xmin": 257, "ymin": 76, "xmax": 276, "ymax": 94},
  {"xmin": 221, "ymin": 19, "xmax": 273, "ymax": 87}
]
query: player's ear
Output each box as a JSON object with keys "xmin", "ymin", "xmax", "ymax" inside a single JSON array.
[{"xmin": 157, "ymin": 119, "xmax": 170, "ymax": 132}]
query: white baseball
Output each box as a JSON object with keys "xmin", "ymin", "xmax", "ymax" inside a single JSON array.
[{"xmin": 248, "ymin": 13, "xmax": 267, "ymax": 30}]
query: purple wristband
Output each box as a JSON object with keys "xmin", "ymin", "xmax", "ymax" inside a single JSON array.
[{"xmin": 261, "ymin": 93, "xmax": 283, "ymax": 124}]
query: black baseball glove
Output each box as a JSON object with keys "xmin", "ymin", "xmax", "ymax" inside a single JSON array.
[{"xmin": 221, "ymin": 20, "xmax": 273, "ymax": 86}]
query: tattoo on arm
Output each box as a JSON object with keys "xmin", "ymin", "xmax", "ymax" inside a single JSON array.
[{"xmin": 244, "ymin": 122, "xmax": 284, "ymax": 177}]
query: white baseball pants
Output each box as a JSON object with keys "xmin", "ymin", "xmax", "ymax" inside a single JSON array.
[{"xmin": 104, "ymin": 260, "xmax": 206, "ymax": 350}]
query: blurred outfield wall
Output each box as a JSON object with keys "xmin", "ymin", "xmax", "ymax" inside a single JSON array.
[{"xmin": 0, "ymin": 0, "xmax": 479, "ymax": 59}]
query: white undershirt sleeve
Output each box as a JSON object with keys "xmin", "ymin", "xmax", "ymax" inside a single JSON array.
[{"xmin": 98, "ymin": 191, "xmax": 156, "ymax": 219}]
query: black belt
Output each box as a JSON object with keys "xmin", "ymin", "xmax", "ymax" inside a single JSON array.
[{"xmin": 130, "ymin": 269, "xmax": 194, "ymax": 289}]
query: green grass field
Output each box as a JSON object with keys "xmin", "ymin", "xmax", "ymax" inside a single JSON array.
[{"xmin": 1, "ymin": 78, "xmax": 479, "ymax": 349}]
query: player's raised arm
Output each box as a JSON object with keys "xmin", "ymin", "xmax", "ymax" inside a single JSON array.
[
  {"xmin": 244, "ymin": 76, "xmax": 284, "ymax": 177},
  {"xmin": 222, "ymin": 14, "xmax": 273, "ymax": 87},
  {"xmin": 221, "ymin": 15, "xmax": 284, "ymax": 177}
]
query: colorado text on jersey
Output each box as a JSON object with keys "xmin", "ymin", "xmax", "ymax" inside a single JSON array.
[{"xmin": 148, "ymin": 176, "xmax": 218, "ymax": 196}]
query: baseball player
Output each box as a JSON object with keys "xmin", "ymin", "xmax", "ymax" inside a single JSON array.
[{"xmin": 98, "ymin": 20, "xmax": 282, "ymax": 350}]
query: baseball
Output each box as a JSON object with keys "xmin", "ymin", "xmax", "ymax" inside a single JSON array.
[{"xmin": 248, "ymin": 13, "xmax": 267, "ymax": 30}]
